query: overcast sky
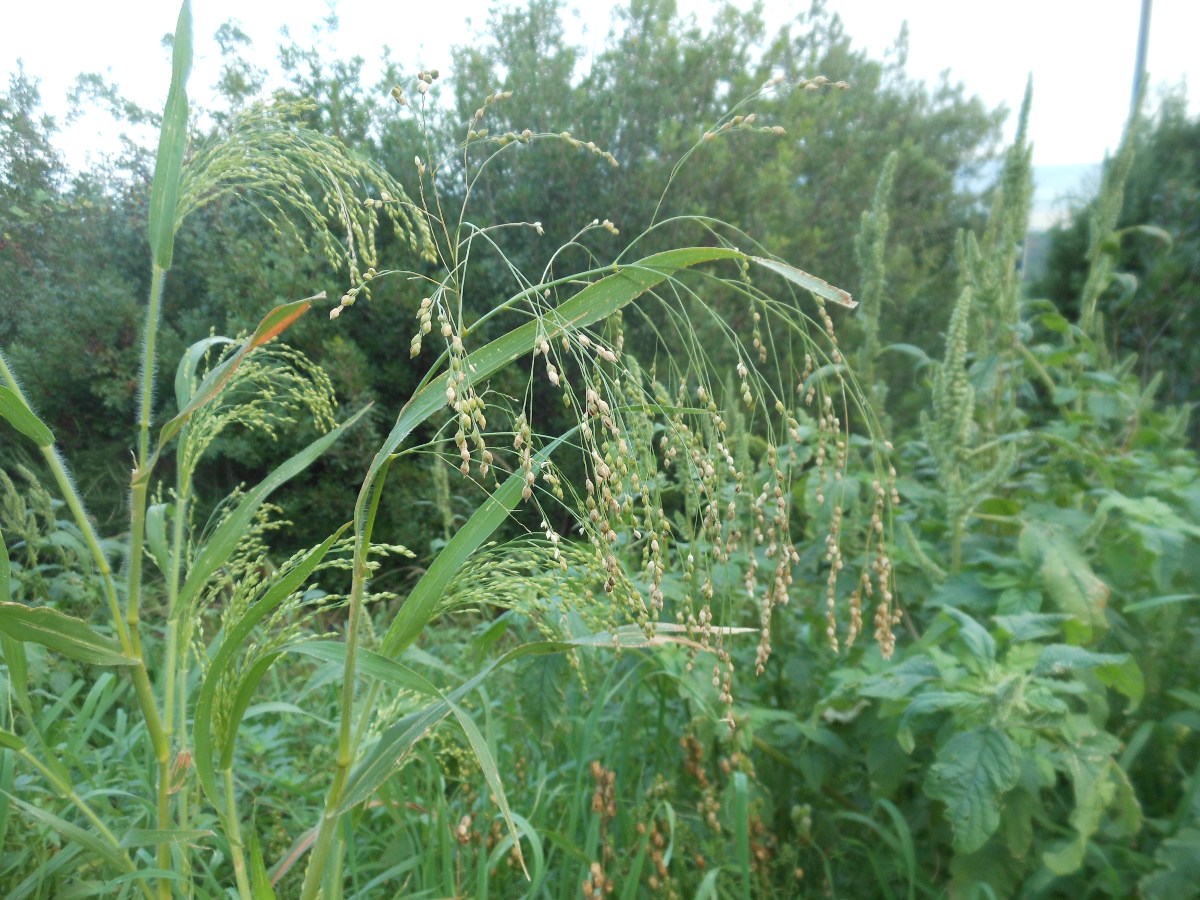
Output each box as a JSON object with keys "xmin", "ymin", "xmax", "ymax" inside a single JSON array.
[{"xmin": 2, "ymin": 0, "xmax": 1196, "ymax": 218}]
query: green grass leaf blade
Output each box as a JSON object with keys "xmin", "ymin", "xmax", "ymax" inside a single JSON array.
[
  {"xmin": 694, "ymin": 868, "xmax": 722, "ymax": 899},
  {"xmin": 5, "ymin": 845, "xmax": 84, "ymax": 900},
  {"xmin": 1124, "ymin": 593, "xmax": 1200, "ymax": 614},
  {"xmin": 0, "ymin": 526, "xmax": 8, "ymax": 602},
  {"xmin": 482, "ymin": 811, "xmax": 546, "ymax": 899},
  {"xmin": 337, "ymin": 631, "xmax": 670, "ymax": 815},
  {"xmin": 0, "ymin": 603, "xmax": 136, "ymax": 666},
  {"xmin": 876, "ymin": 798, "xmax": 919, "ymax": 900},
  {"xmin": 193, "ymin": 526, "xmax": 347, "ymax": 808},
  {"xmin": 0, "ymin": 728, "xmax": 25, "ymax": 751},
  {"xmin": 1, "ymin": 634, "xmax": 31, "ymax": 716},
  {"xmin": 177, "ymin": 408, "xmax": 366, "ymax": 611},
  {"xmin": 175, "ymin": 335, "xmax": 235, "ymax": 410},
  {"xmin": 0, "ymin": 386, "xmax": 54, "ymax": 448},
  {"xmin": 118, "ymin": 828, "xmax": 214, "ymax": 849},
  {"xmin": 731, "ymin": 771, "xmax": 752, "ymax": 900},
  {"xmin": 338, "ymin": 640, "xmax": 572, "ymax": 813},
  {"xmin": 445, "ymin": 696, "xmax": 528, "ymax": 877},
  {"xmin": 750, "ymin": 256, "xmax": 857, "ymax": 308},
  {"xmin": 219, "ymin": 654, "xmax": 282, "ymax": 770},
  {"xmin": 6, "ymin": 792, "xmax": 127, "ymax": 873},
  {"xmin": 288, "ymin": 641, "xmax": 441, "ymax": 696},
  {"xmin": 379, "ymin": 431, "xmax": 571, "ymax": 658},
  {"xmin": 147, "ymin": 0, "xmax": 192, "ymax": 270},
  {"xmin": 365, "ymin": 247, "xmax": 742, "ymax": 485},
  {"xmin": 249, "ymin": 823, "xmax": 278, "ymax": 899},
  {"xmin": 145, "ymin": 503, "xmax": 171, "ymax": 576},
  {"xmin": 158, "ymin": 296, "xmax": 317, "ymax": 450}
]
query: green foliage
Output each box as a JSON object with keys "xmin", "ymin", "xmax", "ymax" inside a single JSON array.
[
  {"xmin": 1037, "ymin": 89, "xmax": 1200, "ymax": 437},
  {"xmin": 0, "ymin": 3, "xmax": 899, "ymax": 896},
  {"xmin": 1, "ymin": 2, "xmax": 1198, "ymax": 898}
]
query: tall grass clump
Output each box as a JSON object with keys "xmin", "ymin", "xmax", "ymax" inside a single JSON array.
[{"xmin": 0, "ymin": 3, "xmax": 896, "ymax": 896}]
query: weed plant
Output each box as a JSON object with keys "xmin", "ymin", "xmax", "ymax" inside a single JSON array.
[{"xmin": 0, "ymin": 3, "xmax": 897, "ymax": 896}]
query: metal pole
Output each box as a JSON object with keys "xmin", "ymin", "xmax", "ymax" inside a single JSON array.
[{"xmin": 1131, "ymin": 0, "xmax": 1152, "ymax": 116}]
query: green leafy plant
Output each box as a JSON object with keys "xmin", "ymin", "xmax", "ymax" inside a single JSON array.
[{"xmin": 0, "ymin": 4, "xmax": 896, "ymax": 896}]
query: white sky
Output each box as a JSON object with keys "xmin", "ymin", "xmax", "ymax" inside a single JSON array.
[{"xmin": 2, "ymin": 0, "xmax": 1196, "ymax": 207}]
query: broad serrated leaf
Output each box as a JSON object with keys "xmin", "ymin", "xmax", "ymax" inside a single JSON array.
[
  {"xmin": 1002, "ymin": 787, "xmax": 1035, "ymax": 858},
  {"xmin": 899, "ymin": 691, "xmax": 988, "ymax": 735},
  {"xmin": 1019, "ymin": 523, "xmax": 1108, "ymax": 643},
  {"xmin": 0, "ymin": 387, "xmax": 54, "ymax": 448},
  {"xmin": 1042, "ymin": 738, "xmax": 1118, "ymax": 875},
  {"xmin": 993, "ymin": 613, "xmax": 1071, "ymax": 643},
  {"xmin": 0, "ymin": 603, "xmax": 135, "ymax": 666},
  {"xmin": 858, "ymin": 655, "xmax": 939, "ymax": 700},
  {"xmin": 925, "ymin": 726, "xmax": 1022, "ymax": 854},
  {"xmin": 1139, "ymin": 828, "xmax": 1200, "ymax": 900},
  {"xmin": 1034, "ymin": 643, "xmax": 1144, "ymax": 710},
  {"xmin": 940, "ymin": 606, "xmax": 996, "ymax": 671}
]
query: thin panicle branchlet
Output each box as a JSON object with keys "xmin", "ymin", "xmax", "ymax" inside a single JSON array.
[
  {"xmin": 0, "ymin": 16, "xmax": 913, "ymax": 896},
  {"xmin": 297, "ymin": 61, "xmax": 896, "ymax": 895}
]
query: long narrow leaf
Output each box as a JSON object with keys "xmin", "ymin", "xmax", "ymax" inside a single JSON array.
[
  {"xmin": 158, "ymin": 296, "xmax": 319, "ymax": 450},
  {"xmin": 145, "ymin": 503, "xmax": 172, "ymax": 576},
  {"xmin": 0, "ymin": 634, "xmax": 29, "ymax": 715},
  {"xmin": 289, "ymin": 641, "xmax": 442, "ymax": 697},
  {"xmin": 365, "ymin": 247, "xmax": 743, "ymax": 487},
  {"xmin": 288, "ymin": 640, "xmax": 527, "ymax": 872},
  {"xmin": 0, "ymin": 386, "xmax": 53, "ymax": 448},
  {"xmin": 175, "ymin": 335, "xmax": 235, "ymax": 409},
  {"xmin": 0, "ymin": 603, "xmax": 135, "ymax": 666},
  {"xmin": 750, "ymin": 256, "xmax": 857, "ymax": 308},
  {"xmin": 446, "ymin": 696, "xmax": 528, "ymax": 877},
  {"xmin": 147, "ymin": 0, "xmax": 192, "ymax": 270},
  {"xmin": 220, "ymin": 654, "xmax": 282, "ymax": 769},
  {"xmin": 338, "ymin": 630, "xmax": 673, "ymax": 814},
  {"xmin": 249, "ymin": 823, "xmax": 278, "ymax": 899},
  {"xmin": 0, "ymin": 524, "xmax": 10, "ymax": 601},
  {"xmin": 119, "ymin": 828, "xmax": 213, "ymax": 849},
  {"xmin": 339, "ymin": 641, "xmax": 570, "ymax": 812},
  {"xmin": 177, "ymin": 409, "xmax": 366, "ymax": 611},
  {"xmin": 380, "ymin": 431, "xmax": 571, "ymax": 658},
  {"xmin": 193, "ymin": 526, "xmax": 347, "ymax": 808},
  {"xmin": 732, "ymin": 771, "xmax": 752, "ymax": 900},
  {"xmin": 6, "ymin": 792, "xmax": 127, "ymax": 872},
  {"xmin": 6, "ymin": 845, "xmax": 84, "ymax": 900}
]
